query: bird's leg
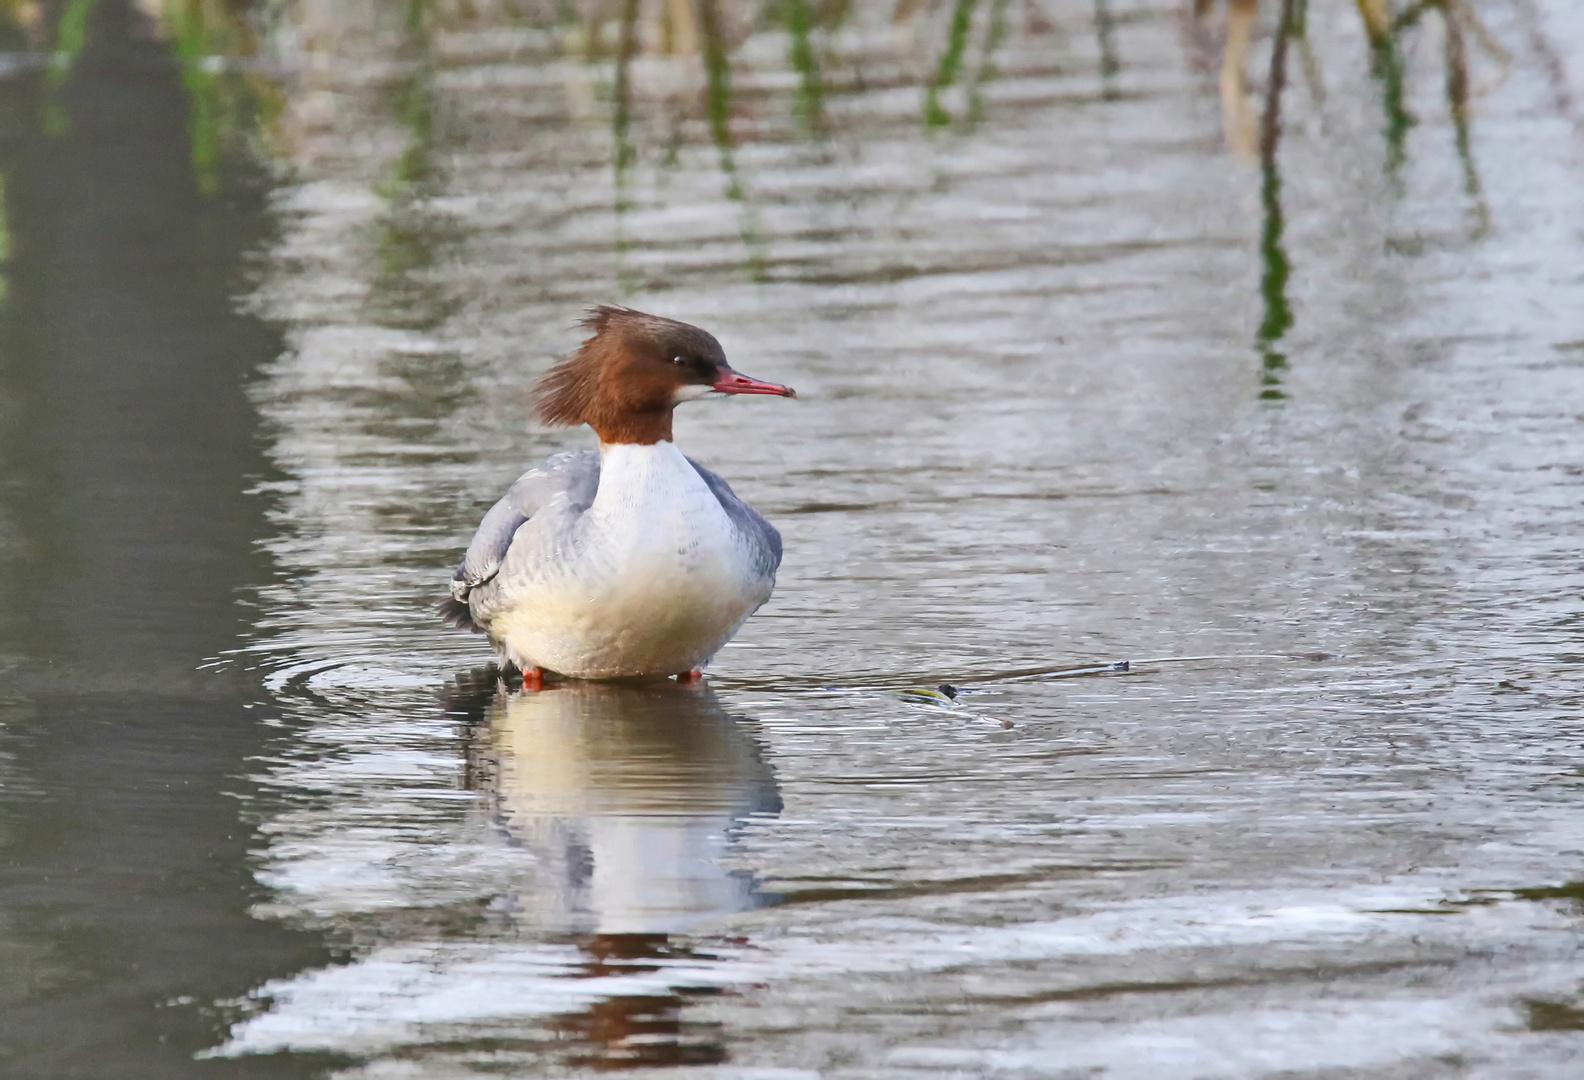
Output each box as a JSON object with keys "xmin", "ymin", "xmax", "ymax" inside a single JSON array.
[
  {"xmin": 521, "ymin": 667, "xmax": 546, "ymax": 691},
  {"xmin": 675, "ymin": 669, "xmax": 704, "ymax": 684}
]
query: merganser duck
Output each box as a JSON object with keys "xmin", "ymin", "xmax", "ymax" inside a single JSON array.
[{"xmin": 440, "ymin": 306, "xmax": 795, "ymax": 685}]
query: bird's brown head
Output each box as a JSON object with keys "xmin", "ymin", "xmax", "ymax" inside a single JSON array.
[{"xmin": 534, "ymin": 306, "xmax": 796, "ymax": 445}]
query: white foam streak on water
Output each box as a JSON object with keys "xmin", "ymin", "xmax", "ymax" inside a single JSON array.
[{"xmin": 217, "ymin": 881, "xmax": 1578, "ymax": 1059}]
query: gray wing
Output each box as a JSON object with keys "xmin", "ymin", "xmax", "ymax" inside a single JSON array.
[
  {"xmin": 688, "ymin": 458, "xmax": 783, "ymax": 580},
  {"xmin": 439, "ymin": 450, "xmax": 600, "ymax": 632}
]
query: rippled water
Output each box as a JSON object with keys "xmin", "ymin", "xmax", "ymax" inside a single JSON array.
[{"xmin": 3, "ymin": 0, "xmax": 1584, "ymax": 1075}]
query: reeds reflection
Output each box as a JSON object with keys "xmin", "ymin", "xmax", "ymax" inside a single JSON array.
[
  {"xmin": 0, "ymin": 0, "xmax": 1552, "ymax": 392},
  {"xmin": 1199, "ymin": 0, "xmax": 1517, "ymax": 398},
  {"xmin": 1256, "ymin": 0, "xmax": 1296, "ymax": 400}
]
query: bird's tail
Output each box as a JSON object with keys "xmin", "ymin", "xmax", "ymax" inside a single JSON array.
[{"xmin": 438, "ymin": 597, "xmax": 485, "ymax": 633}]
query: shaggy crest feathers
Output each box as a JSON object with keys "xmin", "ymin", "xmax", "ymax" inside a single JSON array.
[
  {"xmin": 532, "ymin": 306, "xmax": 728, "ymax": 442},
  {"xmin": 578, "ymin": 304, "xmax": 643, "ymax": 334},
  {"xmin": 533, "ymin": 349, "xmax": 598, "ymax": 428}
]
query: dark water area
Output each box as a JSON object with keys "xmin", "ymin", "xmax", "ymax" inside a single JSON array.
[
  {"xmin": 2, "ymin": 0, "xmax": 1584, "ymax": 1076},
  {"xmin": 0, "ymin": 3, "xmax": 331, "ymax": 1074}
]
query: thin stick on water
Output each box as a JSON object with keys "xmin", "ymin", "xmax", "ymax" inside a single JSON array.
[
  {"xmin": 967, "ymin": 651, "xmax": 1328, "ymax": 686},
  {"xmin": 718, "ymin": 651, "xmax": 1333, "ymax": 698},
  {"xmin": 873, "ymin": 651, "xmax": 1331, "ymax": 729}
]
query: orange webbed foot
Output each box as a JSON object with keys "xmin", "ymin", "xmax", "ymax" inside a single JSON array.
[
  {"xmin": 675, "ymin": 669, "xmax": 704, "ymax": 684},
  {"xmin": 520, "ymin": 666, "xmax": 546, "ymax": 691}
]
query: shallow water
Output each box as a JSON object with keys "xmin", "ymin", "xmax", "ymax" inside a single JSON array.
[{"xmin": 3, "ymin": 0, "xmax": 1584, "ymax": 1075}]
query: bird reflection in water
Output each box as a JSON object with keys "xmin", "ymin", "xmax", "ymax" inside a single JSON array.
[{"xmin": 446, "ymin": 673, "xmax": 782, "ymax": 1070}]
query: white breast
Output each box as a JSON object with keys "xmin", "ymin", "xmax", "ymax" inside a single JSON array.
[{"xmin": 491, "ymin": 442, "xmax": 772, "ymax": 678}]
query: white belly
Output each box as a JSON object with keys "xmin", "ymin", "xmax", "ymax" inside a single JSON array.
[{"xmin": 490, "ymin": 443, "xmax": 771, "ymax": 678}]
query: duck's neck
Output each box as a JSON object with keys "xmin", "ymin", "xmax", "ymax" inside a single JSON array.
[
  {"xmin": 596, "ymin": 439, "xmax": 691, "ymax": 480},
  {"xmin": 592, "ymin": 440, "xmax": 712, "ymax": 519},
  {"xmin": 589, "ymin": 408, "xmax": 673, "ymax": 445}
]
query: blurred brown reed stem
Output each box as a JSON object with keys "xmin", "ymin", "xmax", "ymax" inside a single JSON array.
[
  {"xmin": 1437, "ymin": 0, "xmax": 1489, "ymax": 233},
  {"xmin": 666, "ymin": 0, "xmax": 699, "ymax": 54},
  {"xmin": 1220, "ymin": 0, "xmax": 1257, "ymax": 159},
  {"xmin": 1437, "ymin": 0, "xmax": 1468, "ymax": 128},
  {"xmin": 1355, "ymin": 0, "xmax": 1390, "ymax": 44},
  {"xmin": 1260, "ymin": 0, "xmax": 1295, "ymax": 162}
]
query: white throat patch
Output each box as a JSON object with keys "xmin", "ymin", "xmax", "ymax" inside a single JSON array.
[{"xmin": 671, "ymin": 383, "xmax": 714, "ymax": 404}]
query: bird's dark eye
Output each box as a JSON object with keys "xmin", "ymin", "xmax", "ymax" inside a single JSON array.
[{"xmin": 672, "ymin": 356, "xmax": 686, "ymax": 366}]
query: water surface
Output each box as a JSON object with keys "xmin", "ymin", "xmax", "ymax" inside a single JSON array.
[{"xmin": 3, "ymin": 0, "xmax": 1584, "ymax": 1076}]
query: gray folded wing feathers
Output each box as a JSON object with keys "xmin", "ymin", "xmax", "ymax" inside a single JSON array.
[
  {"xmin": 441, "ymin": 451, "xmax": 600, "ymax": 629},
  {"xmin": 687, "ymin": 459, "xmax": 783, "ymax": 576}
]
